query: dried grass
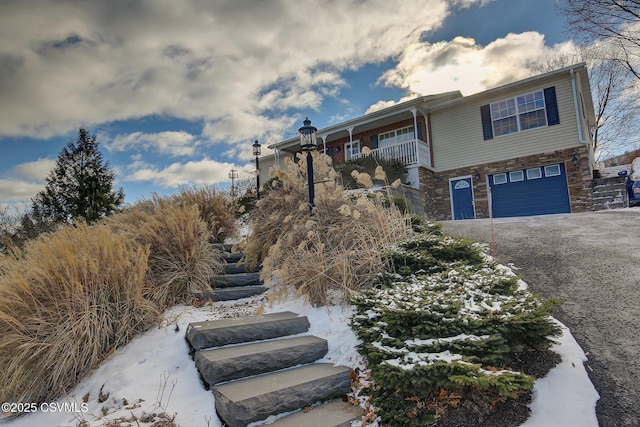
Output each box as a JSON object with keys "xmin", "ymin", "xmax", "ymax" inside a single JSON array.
[
  {"xmin": 0, "ymin": 224, "xmax": 158, "ymax": 405},
  {"xmin": 104, "ymin": 199, "xmax": 221, "ymax": 307},
  {"xmin": 241, "ymin": 152, "xmax": 412, "ymax": 306},
  {"xmin": 168, "ymin": 186, "xmax": 238, "ymax": 244}
]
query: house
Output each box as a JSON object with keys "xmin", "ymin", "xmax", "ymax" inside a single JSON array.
[{"xmin": 259, "ymin": 63, "xmax": 597, "ymax": 220}]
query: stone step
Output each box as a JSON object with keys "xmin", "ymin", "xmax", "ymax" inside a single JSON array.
[
  {"xmin": 191, "ymin": 285, "xmax": 267, "ymax": 302},
  {"xmin": 213, "ymin": 363, "xmax": 353, "ymax": 427},
  {"xmin": 195, "ymin": 335, "xmax": 328, "ymax": 386},
  {"xmin": 224, "ymin": 262, "xmax": 262, "ymax": 274},
  {"xmin": 221, "ymin": 252, "xmax": 244, "ymax": 263},
  {"xmin": 211, "ymin": 272, "xmax": 262, "ymax": 288},
  {"xmin": 185, "ymin": 311, "xmax": 310, "ymax": 351},
  {"xmin": 212, "ymin": 243, "xmax": 235, "ymax": 252},
  {"xmin": 266, "ymin": 399, "xmax": 363, "ymax": 427}
]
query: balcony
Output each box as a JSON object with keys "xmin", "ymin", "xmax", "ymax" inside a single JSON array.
[{"xmin": 353, "ymin": 139, "xmax": 431, "ymax": 169}]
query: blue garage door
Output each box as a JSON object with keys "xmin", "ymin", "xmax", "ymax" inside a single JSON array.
[{"xmin": 489, "ymin": 163, "xmax": 571, "ymax": 218}]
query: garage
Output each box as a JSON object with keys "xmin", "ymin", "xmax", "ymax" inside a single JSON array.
[{"xmin": 489, "ymin": 163, "xmax": 571, "ymax": 218}]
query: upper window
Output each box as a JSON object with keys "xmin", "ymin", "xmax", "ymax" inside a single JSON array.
[
  {"xmin": 481, "ymin": 87, "xmax": 559, "ymax": 140},
  {"xmin": 490, "ymin": 90, "xmax": 547, "ymax": 137},
  {"xmin": 379, "ymin": 126, "xmax": 415, "ymax": 148}
]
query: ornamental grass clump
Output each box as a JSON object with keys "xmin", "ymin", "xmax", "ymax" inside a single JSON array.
[
  {"xmin": 240, "ymin": 152, "xmax": 412, "ymax": 306},
  {"xmin": 351, "ymin": 231, "xmax": 562, "ymax": 426},
  {"xmin": 168, "ymin": 185, "xmax": 238, "ymax": 244},
  {"xmin": 104, "ymin": 197, "xmax": 221, "ymax": 307},
  {"xmin": 0, "ymin": 224, "xmax": 158, "ymax": 406}
]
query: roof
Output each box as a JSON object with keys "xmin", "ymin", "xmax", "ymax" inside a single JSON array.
[
  {"xmin": 430, "ymin": 63, "xmax": 595, "ymax": 120},
  {"xmin": 269, "ymin": 62, "xmax": 596, "ymax": 151},
  {"xmin": 268, "ymin": 91, "xmax": 462, "ymax": 151}
]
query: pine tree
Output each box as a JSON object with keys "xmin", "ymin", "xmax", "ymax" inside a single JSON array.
[{"xmin": 32, "ymin": 127, "xmax": 124, "ymax": 225}]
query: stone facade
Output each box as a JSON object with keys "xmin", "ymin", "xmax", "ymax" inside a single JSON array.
[{"xmin": 419, "ymin": 145, "xmax": 594, "ymax": 220}]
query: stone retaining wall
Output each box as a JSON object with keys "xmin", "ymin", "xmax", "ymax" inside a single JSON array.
[{"xmin": 592, "ymin": 176, "xmax": 629, "ymax": 210}]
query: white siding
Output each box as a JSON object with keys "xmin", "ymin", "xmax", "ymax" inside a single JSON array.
[{"xmin": 431, "ymin": 77, "xmax": 583, "ymax": 171}]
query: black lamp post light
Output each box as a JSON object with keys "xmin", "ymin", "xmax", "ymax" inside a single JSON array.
[
  {"xmin": 298, "ymin": 117, "xmax": 318, "ymax": 215},
  {"xmin": 253, "ymin": 140, "xmax": 262, "ymax": 199}
]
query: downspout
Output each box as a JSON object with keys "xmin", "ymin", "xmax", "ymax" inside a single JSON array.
[
  {"xmin": 570, "ymin": 68, "xmax": 586, "ymax": 144},
  {"xmin": 571, "ymin": 67, "xmax": 594, "ymax": 178}
]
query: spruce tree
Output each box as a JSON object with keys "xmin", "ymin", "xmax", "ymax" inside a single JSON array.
[{"xmin": 32, "ymin": 127, "xmax": 124, "ymax": 225}]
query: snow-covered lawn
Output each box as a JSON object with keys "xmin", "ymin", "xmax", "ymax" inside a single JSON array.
[{"xmin": 0, "ymin": 290, "xmax": 599, "ymax": 427}]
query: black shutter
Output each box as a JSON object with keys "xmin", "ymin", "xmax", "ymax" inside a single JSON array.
[
  {"xmin": 544, "ymin": 86, "xmax": 560, "ymax": 126},
  {"xmin": 416, "ymin": 121, "xmax": 423, "ymax": 141},
  {"xmin": 480, "ymin": 104, "xmax": 493, "ymax": 140},
  {"xmin": 370, "ymin": 134, "xmax": 378, "ymax": 149},
  {"xmin": 326, "ymin": 146, "xmax": 334, "ymax": 161}
]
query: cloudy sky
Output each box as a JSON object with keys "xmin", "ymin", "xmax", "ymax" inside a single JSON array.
[{"xmin": 0, "ymin": 0, "xmax": 578, "ymax": 204}]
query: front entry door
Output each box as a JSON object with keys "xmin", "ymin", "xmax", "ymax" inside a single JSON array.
[{"xmin": 450, "ymin": 177, "xmax": 475, "ymax": 220}]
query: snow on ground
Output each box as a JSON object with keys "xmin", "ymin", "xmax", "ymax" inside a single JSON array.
[{"xmin": 1, "ymin": 293, "xmax": 599, "ymax": 427}]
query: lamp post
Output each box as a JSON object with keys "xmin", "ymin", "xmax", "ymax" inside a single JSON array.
[
  {"xmin": 228, "ymin": 169, "xmax": 238, "ymax": 197},
  {"xmin": 298, "ymin": 117, "xmax": 317, "ymax": 215},
  {"xmin": 253, "ymin": 140, "xmax": 261, "ymax": 200}
]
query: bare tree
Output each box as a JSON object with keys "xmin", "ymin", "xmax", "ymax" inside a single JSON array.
[
  {"xmin": 531, "ymin": 48, "xmax": 640, "ymax": 159},
  {"xmin": 559, "ymin": 0, "xmax": 640, "ymax": 79}
]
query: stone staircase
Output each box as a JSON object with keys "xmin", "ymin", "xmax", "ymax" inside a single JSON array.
[
  {"xmin": 194, "ymin": 244, "xmax": 268, "ymax": 302},
  {"xmin": 184, "ymin": 244, "xmax": 362, "ymax": 427}
]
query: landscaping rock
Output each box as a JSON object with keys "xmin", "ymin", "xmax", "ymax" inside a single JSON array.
[
  {"xmin": 213, "ymin": 363, "xmax": 353, "ymax": 427},
  {"xmin": 185, "ymin": 311, "xmax": 310, "ymax": 351},
  {"xmin": 195, "ymin": 335, "xmax": 328, "ymax": 385},
  {"xmin": 266, "ymin": 399, "xmax": 363, "ymax": 427}
]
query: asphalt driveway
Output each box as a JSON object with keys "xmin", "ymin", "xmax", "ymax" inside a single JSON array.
[{"xmin": 441, "ymin": 209, "xmax": 640, "ymax": 427}]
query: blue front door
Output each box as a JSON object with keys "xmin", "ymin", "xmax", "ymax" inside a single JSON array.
[{"xmin": 451, "ymin": 177, "xmax": 475, "ymax": 220}]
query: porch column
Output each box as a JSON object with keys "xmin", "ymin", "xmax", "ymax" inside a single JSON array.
[
  {"xmin": 347, "ymin": 127, "xmax": 354, "ymax": 158},
  {"xmin": 410, "ymin": 108, "xmax": 419, "ymax": 165},
  {"xmin": 319, "ymin": 134, "xmax": 328, "ymax": 154}
]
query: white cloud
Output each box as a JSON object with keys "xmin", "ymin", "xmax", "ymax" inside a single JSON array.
[
  {"xmin": 365, "ymin": 95, "xmax": 419, "ymax": 115},
  {"xmin": 378, "ymin": 32, "xmax": 577, "ymax": 97},
  {"xmin": 105, "ymin": 131, "xmax": 198, "ymax": 156},
  {"xmin": 9, "ymin": 158, "xmax": 56, "ymax": 181},
  {"xmin": 126, "ymin": 157, "xmax": 254, "ymax": 188},
  {"xmin": 0, "ymin": 0, "xmax": 476, "ymax": 142},
  {"xmin": 0, "ymin": 158, "xmax": 56, "ymax": 202},
  {"xmin": 0, "ymin": 179, "xmax": 44, "ymax": 203}
]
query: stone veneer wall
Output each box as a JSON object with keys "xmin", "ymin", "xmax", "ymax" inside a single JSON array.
[
  {"xmin": 419, "ymin": 145, "xmax": 594, "ymax": 220},
  {"xmin": 387, "ymin": 184, "xmax": 424, "ymax": 216},
  {"xmin": 592, "ymin": 176, "xmax": 629, "ymax": 210}
]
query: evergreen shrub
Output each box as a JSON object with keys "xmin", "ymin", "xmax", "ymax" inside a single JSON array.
[{"xmin": 351, "ymin": 230, "xmax": 561, "ymax": 425}]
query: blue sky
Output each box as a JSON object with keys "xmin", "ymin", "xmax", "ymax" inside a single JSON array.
[{"xmin": 0, "ymin": 0, "xmax": 580, "ymax": 204}]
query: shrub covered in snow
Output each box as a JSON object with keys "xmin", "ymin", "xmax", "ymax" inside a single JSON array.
[{"xmin": 351, "ymin": 231, "xmax": 561, "ymax": 426}]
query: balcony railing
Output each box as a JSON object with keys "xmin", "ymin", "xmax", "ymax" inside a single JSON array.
[{"xmin": 353, "ymin": 139, "xmax": 431, "ymax": 168}]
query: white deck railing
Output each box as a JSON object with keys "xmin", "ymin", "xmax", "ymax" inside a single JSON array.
[{"xmin": 354, "ymin": 139, "xmax": 431, "ymax": 168}]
